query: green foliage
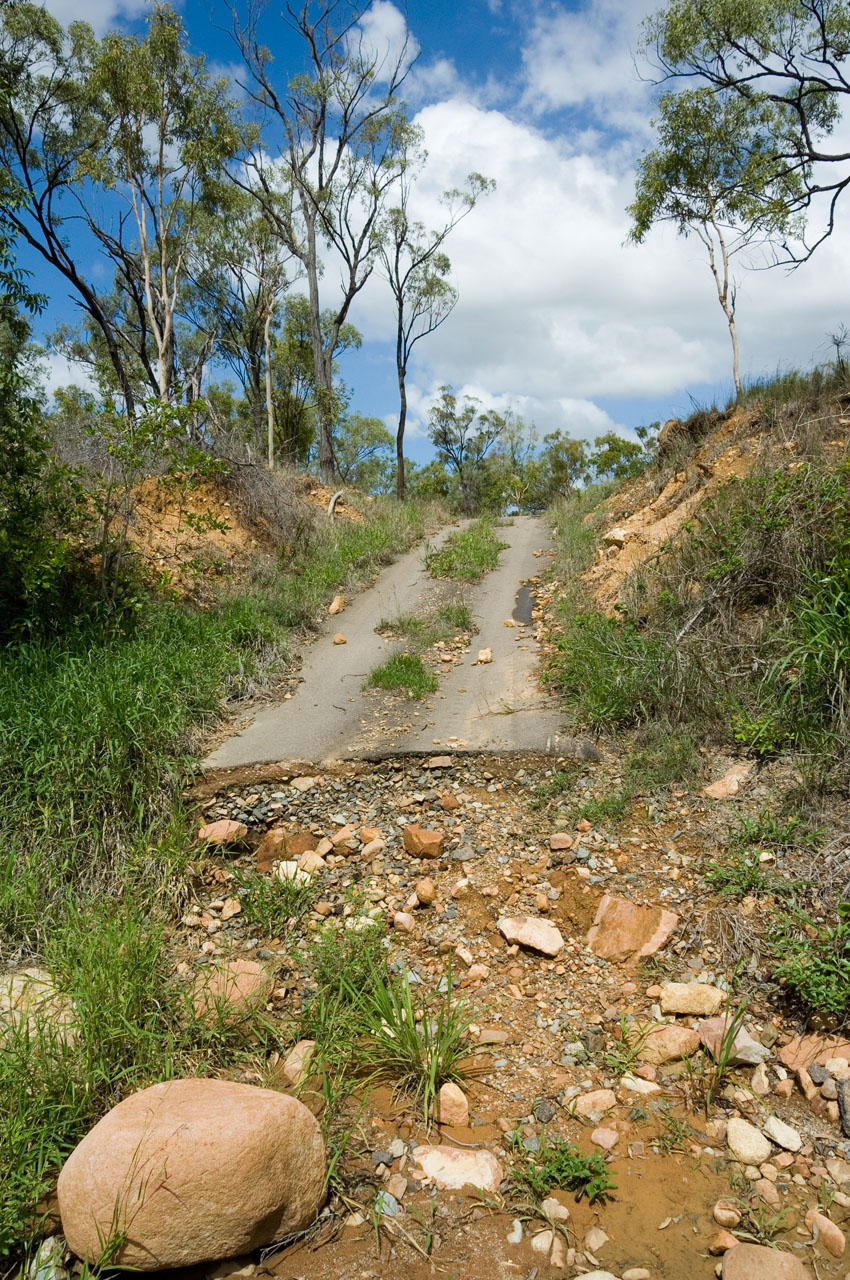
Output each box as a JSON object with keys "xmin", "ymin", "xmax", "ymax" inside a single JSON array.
[
  {"xmin": 425, "ymin": 518, "xmax": 505, "ymax": 580},
  {"xmin": 643, "ymin": 0, "xmax": 850, "ymax": 251},
  {"xmin": 548, "ymin": 611, "xmax": 678, "ymax": 731},
  {"xmin": 231, "ymin": 867, "xmax": 318, "ymax": 937},
  {"xmin": 774, "ymin": 904, "xmax": 850, "ymax": 1018},
  {"xmin": 366, "ymin": 652, "xmax": 438, "ymax": 699},
  {"xmin": 511, "ymin": 1134, "xmax": 616, "ymax": 1205},
  {"xmin": 334, "ymin": 411, "xmax": 393, "ymax": 493},
  {"xmin": 427, "ymin": 387, "xmax": 505, "ymax": 515},
  {"xmin": 348, "ymin": 968, "xmax": 473, "ymax": 1120}
]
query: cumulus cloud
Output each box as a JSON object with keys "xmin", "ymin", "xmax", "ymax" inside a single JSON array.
[
  {"xmin": 43, "ymin": 0, "xmax": 149, "ymax": 36},
  {"xmin": 349, "ymin": 94, "xmax": 850, "ymax": 440},
  {"xmin": 519, "ymin": 0, "xmax": 656, "ymax": 136}
]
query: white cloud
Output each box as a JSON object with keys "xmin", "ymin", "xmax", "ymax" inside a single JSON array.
[
  {"xmin": 352, "ymin": 1, "xmax": 419, "ymax": 85},
  {"xmin": 519, "ymin": 0, "xmax": 656, "ymax": 135},
  {"xmin": 37, "ymin": 351, "xmax": 96, "ymax": 401},
  {"xmin": 43, "ymin": 0, "xmax": 149, "ymax": 36},
  {"xmin": 348, "ymin": 94, "xmax": 850, "ymax": 441}
]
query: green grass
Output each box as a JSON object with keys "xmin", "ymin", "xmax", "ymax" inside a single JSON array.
[
  {"xmin": 231, "ymin": 867, "xmax": 319, "ymax": 937},
  {"xmin": 510, "ymin": 1134, "xmax": 616, "ymax": 1205},
  {"xmin": 366, "ymin": 652, "xmax": 438, "ymax": 699},
  {"xmin": 0, "ymin": 496, "xmax": 428, "ymax": 1266},
  {"xmin": 424, "ymin": 518, "xmax": 505, "ymax": 581},
  {"xmin": 376, "ymin": 597, "xmax": 473, "ymax": 647}
]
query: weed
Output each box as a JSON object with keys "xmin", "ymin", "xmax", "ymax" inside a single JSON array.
[
  {"xmin": 231, "ymin": 867, "xmax": 317, "ymax": 937},
  {"xmin": 733, "ymin": 1199, "xmax": 789, "ymax": 1246},
  {"xmin": 531, "ymin": 764, "xmax": 582, "ymax": 809},
  {"xmin": 685, "ymin": 1001, "xmax": 748, "ymax": 1115},
  {"xmin": 654, "ymin": 1110, "xmax": 694, "ymax": 1155},
  {"xmin": 577, "ymin": 790, "xmax": 630, "ymax": 826},
  {"xmin": 366, "ymin": 653, "xmax": 438, "ymax": 700},
  {"xmin": 437, "ymin": 599, "xmax": 473, "ymax": 630},
  {"xmin": 773, "ymin": 904, "xmax": 850, "ymax": 1017},
  {"xmin": 424, "ymin": 519, "xmax": 505, "ymax": 581},
  {"xmin": 511, "ymin": 1134, "xmax": 616, "ymax": 1204},
  {"xmin": 602, "ymin": 1017, "xmax": 652, "ymax": 1076},
  {"xmin": 345, "ymin": 967, "xmax": 473, "ymax": 1120}
]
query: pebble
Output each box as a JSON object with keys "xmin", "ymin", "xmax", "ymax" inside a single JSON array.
[{"xmin": 726, "ymin": 1117, "xmax": 772, "ymax": 1165}]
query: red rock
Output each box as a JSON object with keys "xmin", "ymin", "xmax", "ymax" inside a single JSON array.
[
  {"xmin": 197, "ymin": 819, "xmax": 247, "ymax": 847},
  {"xmin": 415, "ymin": 878, "xmax": 436, "ymax": 905},
  {"xmin": 586, "ymin": 894, "xmax": 679, "ymax": 961},
  {"xmin": 709, "ymin": 1229, "xmax": 739, "ymax": 1255},
  {"xmin": 498, "ymin": 916, "xmax": 564, "ymax": 956},
  {"xmin": 440, "ymin": 792, "xmax": 461, "ymax": 811},
  {"xmin": 403, "ymin": 824, "xmax": 445, "ymax": 858},
  {"xmin": 332, "ymin": 633, "xmax": 346, "ymax": 645},
  {"xmin": 722, "ymin": 1243, "xmax": 812, "ymax": 1278},
  {"xmin": 436, "ymin": 1083, "xmax": 469, "ymax": 1126},
  {"xmin": 57, "ymin": 1079, "xmax": 325, "ymax": 1269},
  {"xmin": 190, "ymin": 960, "xmax": 272, "ymax": 1023},
  {"xmin": 703, "ymin": 763, "xmax": 751, "ymax": 799}
]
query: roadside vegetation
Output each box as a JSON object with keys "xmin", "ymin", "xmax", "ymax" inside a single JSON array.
[
  {"xmin": 545, "ymin": 360, "xmax": 850, "ymax": 1022},
  {"xmin": 366, "ymin": 652, "xmax": 439, "ymax": 700},
  {"xmin": 424, "ymin": 518, "xmax": 506, "ymax": 581}
]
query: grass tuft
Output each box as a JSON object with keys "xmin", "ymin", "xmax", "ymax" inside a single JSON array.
[
  {"xmin": 367, "ymin": 653, "xmax": 438, "ymax": 699},
  {"xmin": 425, "ymin": 518, "xmax": 505, "ymax": 581}
]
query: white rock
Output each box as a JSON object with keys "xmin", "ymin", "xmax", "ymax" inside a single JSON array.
[
  {"xmin": 531, "ymin": 1229, "xmax": 553, "ymax": 1254},
  {"xmin": 726, "ymin": 1117, "xmax": 772, "ymax": 1166},
  {"xmin": 763, "ymin": 1115, "xmax": 802, "ymax": 1152},
  {"xmin": 541, "ymin": 1196, "xmax": 570, "ymax": 1222},
  {"xmin": 584, "ymin": 1226, "xmax": 610, "ymax": 1252},
  {"xmin": 621, "ymin": 1073, "xmax": 662, "ymax": 1096},
  {"xmin": 497, "ymin": 915, "xmax": 564, "ymax": 956},
  {"xmin": 506, "ymin": 1220, "xmax": 523, "ymax": 1244},
  {"xmin": 413, "ymin": 1145, "xmax": 503, "ymax": 1193}
]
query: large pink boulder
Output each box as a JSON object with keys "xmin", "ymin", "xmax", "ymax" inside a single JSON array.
[
  {"xmin": 57, "ymin": 1079, "xmax": 326, "ymax": 1269},
  {"xmin": 722, "ymin": 1242, "xmax": 811, "ymax": 1278}
]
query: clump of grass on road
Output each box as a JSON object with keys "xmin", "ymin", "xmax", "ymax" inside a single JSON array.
[
  {"xmin": 425, "ymin": 518, "xmax": 505, "ymax": 581},
  {"xmin": 366, "ymin": 653, "xmax": 438, "ymax": 699},
  {"xmin": 377, "ymin": 597, "xmax": 474, "ymax": 647}
]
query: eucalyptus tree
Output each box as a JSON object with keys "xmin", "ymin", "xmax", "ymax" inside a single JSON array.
[
  {"xmin": 629, "ymin": 89, "xmax": 803, "ymax": 399},
  {"xmin": 0, "ymin": 3, "xmax": 245, "ymax": 418},
  {"xmin": 427, "ymin": 386, "xmax": 504, "ymax": 516},
  {"xmin": 235, "ymin": 0, "xmax": 419, "ymax": 482},
  {"xmin": 644, "ymin": 0, "xmax": 850, "ymax": 257},
  {"xmin": 378, "ymin": 150, "xmax": 494, "ymax": 500}
]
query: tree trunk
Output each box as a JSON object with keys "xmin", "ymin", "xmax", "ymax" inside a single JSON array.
[
  {"xmin": 302, "ymin": 223, "xmax": 336, "ymax": 483},
  {"xmin": 264, "ymin": 308, "xmax": 275, "ymax": 470},
  {"xmin": 728, "ymin": 308, "xmax": 742, "ymax": 403},
  {"xmin": 396, "ymin": 354, "xmax": 407, "ymax": 501}
]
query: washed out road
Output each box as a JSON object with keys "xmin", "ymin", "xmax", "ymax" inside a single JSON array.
[{"xmin": 203, "ymin": 516, "xmax": 573, "ymax": 769}]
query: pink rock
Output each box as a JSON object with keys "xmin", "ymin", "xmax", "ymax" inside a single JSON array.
[
  {"xmin": 436, "ymin": 1082, "xmax": 469, "ymax": 1127},
  {"xmin": 722, "ymin": 1242, "xmax": 812, "ymax": 1279},
  {"xmin": 698, "ymin": 1017, "xmax": 769, "ymax": 1065},
  {"xmin": 412, "ymin": 1144, "xmax": 503, "ymax": 1193},
  {"xmin": 190, "ymin": 960, "xmax": 272, "ymax": 1023},
  {"xmin": 281, "ymin": 1039, "xmax": 315, "ymax": 1086},
  {"xmin": 549, "ymin": 833, "xmax": 573, "ymax": 850},
  {"xmin": 713, "ymin": 1199, "xmax": 743, "ymax": 1228},
  {"xmin": 403, "ymin": 824, "xmax": 445, "ymax": 858},
  {"xmin": 574, "ymin": 1089, "xmax": 616, "ymax": 1115},
  {"xmin": 806, "ymin": 1208, "xmax": 846, "ymax": 1257},
  {"xmin": 635, "ymin": 1023, "xmax": 701, "ymax": 1065},
  {"xmin": 415, "ymin": 877, "xmax": 436, "ymax": 905},
  {"xmin": 779, "ymin": 1033, "xmax": 850, "ymax": 1070},
  {"xmin": 586, "ymin": 894, "xmax": 679, "ymax": 961},
  {"xmin": 702, "ymin": 763, "xmax": 751, "ymax": 799},
  {"xmin": 590, "ymin": 1126, "xmax": 618, "ymax": 1149},
  {"xmin": 57, "ymin": 1079, "xmax": 325, "ymax": 1269},
  {"xmin": 393, "ymin": 911, "xmax": 415, "ymax": 933},
  {"xmin": 197, "ymin": 819, "xmax": 247, "ymax": 846},
  {"xmin": 498, "ymin": 916, "xmax": 564, "ymax": 956}
]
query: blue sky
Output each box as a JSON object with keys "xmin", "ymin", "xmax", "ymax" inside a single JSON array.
[{"xmin": 28, "ymin": 0, "xmax": 850, "ymax": 464}]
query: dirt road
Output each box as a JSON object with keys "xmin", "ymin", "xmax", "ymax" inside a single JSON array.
[{"xmin": 203, "ymin": 516, "xmax": 574, "ymax": 770}]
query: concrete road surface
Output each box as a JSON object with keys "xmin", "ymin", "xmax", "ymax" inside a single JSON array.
[{"xmin": 203, "ymin": 515, "xmax": 574, "ymax": 769}]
